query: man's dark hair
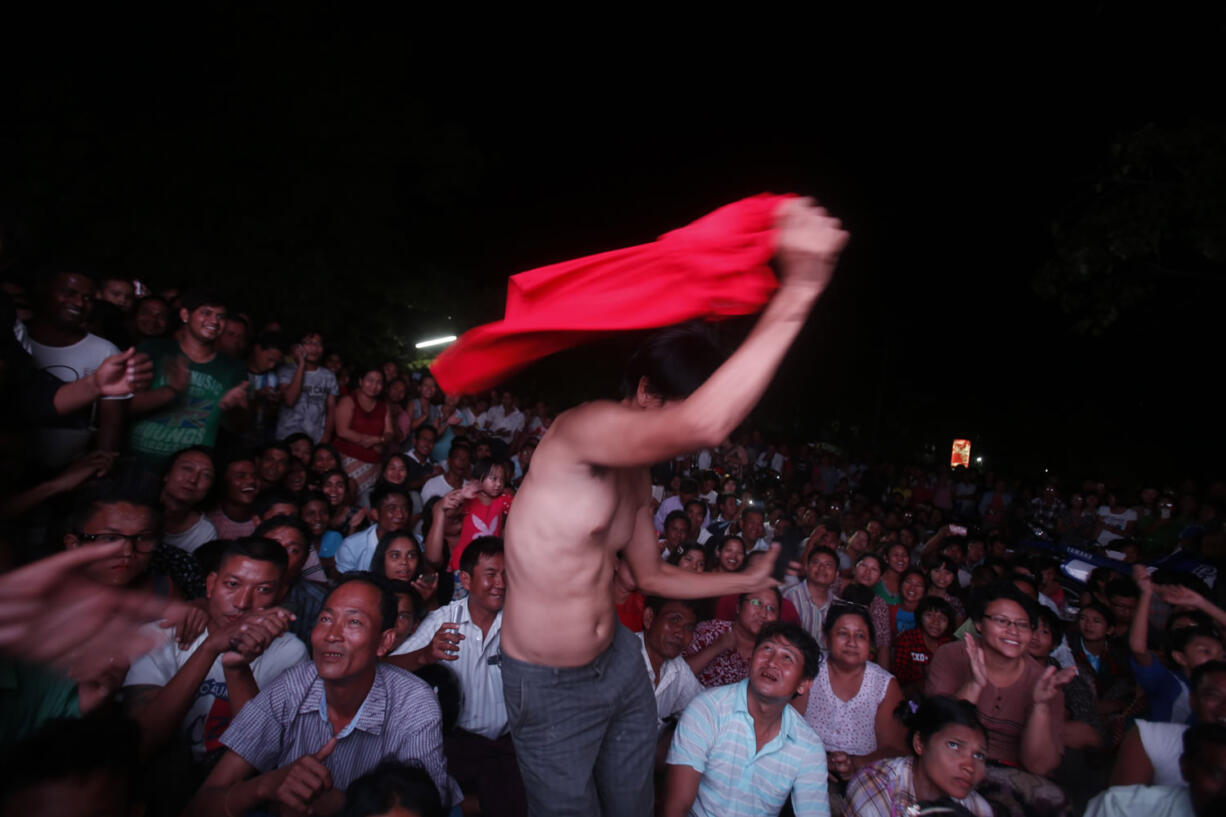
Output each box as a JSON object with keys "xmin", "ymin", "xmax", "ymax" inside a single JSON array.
[
  {"xmin": 915, "ymin": 596, "xmax": 956, "ymax": 634},
  {"xmin": 1105, "ymin": 576, "xmax": 1141, "ymax": 600},
  {"xmin": 683, "ymin": 498, "xmax": 706, "ymax": 516},
  {"xmin": 253, "ymin": 488, "xmax": 300, "ymax": 519},
  {"xmin": 67, "ymin": 479, "xmax": 161, "ymax": 536},
  {"xmin": 741, "ymin": 506, "xmax": 765, "ymax": 524},
  {"xmin": 179, "ymin": 287, "xmax": 227, "ymax": 313},
  {"xmin": 370, "ymin": 481, "xmax": 410, "ymax": 511},
  {"xmin": 300, "ymin": 489, "xmax": 329, "ymax": 508},
  {"xmin": 340, "ymin": 759, "xmax": 445, "ymax": 817},
  {"xmin": 259, "ymin": 440, "xmax": 291, "ymax": 459},
  {"xmin": 679, "ymin": 478, "xmax": 699, "ymax": 496},
  {"xmin": 663, "ymin": 509, "xmax": 689, "ymax": 531},
  {"xmin": 806, "ymin": 545, "xmax": 839, "ymax": 566},
  {"xmin": 414, "ymin": 424, "xmax": 437, "ymax": 440},
  {"xmin": 0, "ymin": 714, "xmax": 140, "ymax": 809},
  {"xmin": 1008, "ymin": 571, "xmax": 1039, "ymax": 596},
  {"xmin": 644, "ymin": 595, "xmax": 702, "ymax": 618},
  {"xmin": 216, "ymin": 536, "xmax": 289, "ymax": 576},
  {"xmin": 331, "ymin": 572, "xmax": 397, "ymax": 631},
  {"xmin": 164, "ymin": 444, "xmax": 215, "ymax": 473},
  {"xmin": 621, "ymin": 321, "xmax": 723, "ymax": 400},
  {"xmin": 1191, "ymin": 659, "xmax": 1226, "ymax": 694},
  {"xmin": 1182, "ymin": 721, "xmax": 1226, "ymax": 763},
  {"xmin": 253, "ymin": 330, "xmax": 288, "ymax": 353},
  {"xmin": 449, "ymin": 439, "xmax": 473, "ymax": 458},
  {"xmin": 385, "ymin": 579, "xmax": 425, "ymax": 625},
  {"xmin": 284, "ymin": 431, "xmax": 314, "ymax": 450},
  {"xmin": 253, "ymin": 514, "xmax": 311, "ymax": 543},
  {"xmin": 1034, "ymin": 606, "xmax": 1066, "ymax": 644},
  {"xmin": 459, "ymin": 536, "xmax": 503, "ymax": 576},
  {"xmin": 756, "ymin": 621, "xmax": 821, "ymax": 680},
  {"xmin": 969, "ymin": 581, "xmax": 1040, "ymax": 626},
  {"xmin": 1172, "ymin": 625, "xmax": 1223, "ymax": 656}
]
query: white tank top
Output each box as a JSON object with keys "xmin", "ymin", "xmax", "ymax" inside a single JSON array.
[{"xmin": 804, "ymin": 660, "xmax": 893, "ymax": 755}]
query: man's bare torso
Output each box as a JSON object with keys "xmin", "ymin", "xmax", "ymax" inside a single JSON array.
[{"xmin": 502, "ymin": 402, "xmax": 651, "ymax": 666}]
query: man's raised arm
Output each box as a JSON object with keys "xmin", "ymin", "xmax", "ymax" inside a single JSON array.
[{"xmin": 558, "ymin": 199, "xmax": 847, "ymax": 469}]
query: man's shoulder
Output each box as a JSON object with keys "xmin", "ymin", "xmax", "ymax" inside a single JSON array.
[
  {"xmin": 782, "ymin": 701, "xmax": 824, "ymax": 750},
  {"xmin": 341, "ymin": 527, "xmax": 374, "ymax": 548},
  {"xmin": 377, "ymin": 663, "xmax": 438, "ymax": 710}
]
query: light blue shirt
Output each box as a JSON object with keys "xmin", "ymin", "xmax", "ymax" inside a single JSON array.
[
  {"xmin": 335, "ymin": 526, "xmax": 380, "ymax": 574},
  {"xmin": 667, "ymin": 679, "xmax": 829, "ymax": 817}
]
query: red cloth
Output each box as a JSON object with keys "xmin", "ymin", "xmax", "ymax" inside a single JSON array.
[{"xmin": 431, "ymin": 193, "xmax": 792, "ymax": 394}]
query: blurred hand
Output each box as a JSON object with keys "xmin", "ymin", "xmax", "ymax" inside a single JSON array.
[
  {"xmin": 93, "ymin": 348, "xmax": 154, "ymax": 396},
  {"xmin": 0, "ymin": 544, "xmax": 186, "ymax": 677}
]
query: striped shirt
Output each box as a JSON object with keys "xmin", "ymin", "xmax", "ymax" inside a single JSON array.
[
  {"xmin": 220, "ymin": 661, "xmax": 461, "ymax": 805},
  {"xmin": 667, "ymin": 679, "xmax": 829, "ymax": 817},
  {"xmin": 782, "ymin": 582, "xmax": 833, "ymax": 650},
  {"xmin": 391, "ymin": 598, "xmax": 506, "ymax": 739},
  {"xmin": 846, "ymin": 756, "xmax": 992, "ymax": 817}
]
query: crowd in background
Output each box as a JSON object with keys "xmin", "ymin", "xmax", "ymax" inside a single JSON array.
[{"xmin": 1, "ymin": 268, "xmax": 1225, "ymax": 817}]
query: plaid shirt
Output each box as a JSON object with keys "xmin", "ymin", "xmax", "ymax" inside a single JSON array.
[
  {"xmin": 846, "ymin": 756, "xmax": 993, "ymax": 817},
  {"xmin": 891, "ymin": 628, "xmax": 950, "ymax": 688}
]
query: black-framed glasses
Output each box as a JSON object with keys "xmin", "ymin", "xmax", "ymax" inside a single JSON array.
[
  {"xmin": 76, "ymin": 532, "xmax": 159, "ymax": 553},
  {"xmin": 983, "ymin": 614, "xmax": 1032, "ymax": 632}
]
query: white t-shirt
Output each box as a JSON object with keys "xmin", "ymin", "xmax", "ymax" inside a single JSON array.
[
  {"xmin": 124, "ymin": 627, "xmax": 307, "ymax": 759},
  {"xmin": 1136, "ymin": 720, "xmax": 1188, "ymax": 787},
  {"xmin": 27, "ymin": 332, "xmax": 124, "ymax": 468},
  {"xmin": 1097, "ymin": 506, "xmax": 1138, "ymax": 545},
  {"xmin": 274, "ymin": 365, "xmax": 340, "ymax": 443},
  {"xmin": 163, "ymin": 515, "xmax": 219, "ymax": 554},
  {"xmin": 422, "ymin": 473, "xmax": 462, "ymax": 506}
]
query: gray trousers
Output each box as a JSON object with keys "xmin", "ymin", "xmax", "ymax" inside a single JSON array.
[{"xmin": 501, "ymin": 623, "xmax": 656, "ymax": 817}]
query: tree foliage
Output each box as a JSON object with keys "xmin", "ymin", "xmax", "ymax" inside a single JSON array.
[{"xmin": 1034, "ymin": 121, "xmax": 1226, "ymax": 335}]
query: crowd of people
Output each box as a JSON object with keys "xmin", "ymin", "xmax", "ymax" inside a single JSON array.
[{"xmin": 1, "ymin": 265, "xmax": 1225, "ymax": 817}]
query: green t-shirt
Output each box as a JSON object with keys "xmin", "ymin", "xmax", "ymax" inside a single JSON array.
[
  {"xmin": 0, "ymin": 658, "xmax": 81, "ymax": 744},
  {"xmin": 127, "ymin": 338, "xmax": 246, "ymax": 461}
]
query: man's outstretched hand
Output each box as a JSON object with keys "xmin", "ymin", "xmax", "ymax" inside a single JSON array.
[
  {"xmin": 775, "ymin": 197, "xmax": 849, "ymax": 292},
  {"xmin": 0, "ymin": 543, "xmax": 186, "ymax": 677}
]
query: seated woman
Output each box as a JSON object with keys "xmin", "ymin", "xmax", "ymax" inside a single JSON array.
[
  {"xmin": 892, "ymin": 596, "xmax": 956, "ymax": 695},
  {"xmin": 876, "ymin": 543, "xmax": 912, "ymax": 605},
  {"xmin": 840, "ymin": 552, "xmax": 884, "ymax": 607},
  {"xmin": 871, "ymin": 567, "xmax": 928, "ymax": 672},
  {"xmin": 320, "ymin": 467, "xmax": 367, "ymax": 537},
  {"xmin": 309, "ymin": 442, "xmax": 359, "ymax": 499},
  {"xmin": 705, "ymin": 534, "xmax": 746, "ymax": 575},
  {"xmin": 845, "ymin": 695, "xmax": 994, "ymax": 817},
  {"xmin": 370, "ymin": 530, "xmax": 439, "ymax": 611},
  {"xmin": 685, "ymin": 587, "xmax": 781, "ymax": 688},
  {"xmin": 666, "ymin": 541, "xmax": 706, "ymax": 573},
  {"xmin": 926, "ymin": 582, "xmax": 1076, "ymax": 817},
  {"xmin": 333, "ymin": 366, "xmax": 394, "ymax": 499},
  {"xmin": 378, "ymin": 453, "xmax": 412, "ymax": 489},
  {"xmin": 799, "ymin": 602, "xmax": 907, "ymax": 786},
  {"xmin": 926, "ymin": 554, "xmax": 966, "ymax": 624}
]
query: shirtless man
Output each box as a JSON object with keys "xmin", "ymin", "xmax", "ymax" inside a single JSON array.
[{"xmin": 500, "ymin": 197, "xmax": 848, "ymax": 817}]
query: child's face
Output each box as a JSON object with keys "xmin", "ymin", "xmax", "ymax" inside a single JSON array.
[{"xmin": 481, "ymin": 465, "xmax": 506, "ymax": 496}]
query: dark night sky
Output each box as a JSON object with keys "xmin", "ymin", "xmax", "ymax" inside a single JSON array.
[{"xmin": 2, "ymin": 8, "xmax": 1223, "ymax": 486}]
